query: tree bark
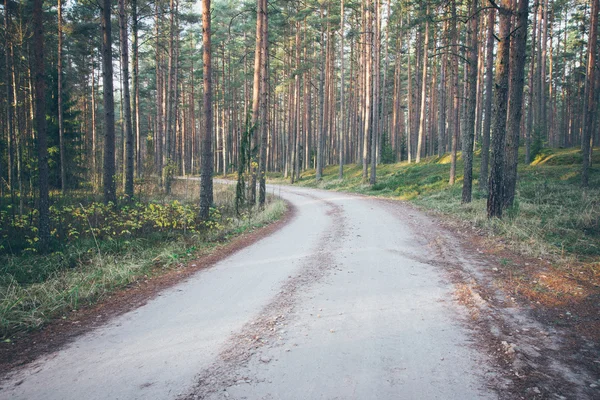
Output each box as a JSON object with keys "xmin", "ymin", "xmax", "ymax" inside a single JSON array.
[
  {"xmin": 416, "ymin": 5, "xmax": 429, "ymax": 163},
  {"xmin": 316, "ymin": 7, "xmax": 325, "ymax": 180},
  {"xmin": 250, "ymin": 0, "xmax": 264, "ymax": 202},
  {"xmin": 339, "ymin": 0, "xmax": 345, "ymax": 179},
  {"xmin": 370, "ymin": 0, "xmax": 380, "ymax": 184},
  {"xmin": 461, "ymin": 0, "xmax": 479, "ymax": 203},
  {"xmin": 487, "ymin": 0, "xmax": 512, "ymax": 218},
  {"xmin": 582, "ymin": 0, "xmax": 599, "ymax": 187},
  {"xmin": 199, "ymin": 0, "xmax": 213, "ymax": 219},
  {"xmin": 258, "ymin": 0, "xmax": 269, "ymax": 206},
  {"xmin": 58, "ymin": 0, "xmax": 66, "ymax": 191},
  {"xmin": 132, "ymin": 0, "xmax": 141, "ymax": 178},
  {"xmin": 449, "ymin": 0, "xmax": 459, "ymax": 185},
  {"xmin": 33, "ymin": 0, "xmax": 50, "ymax": 250},
  {"xmin": 503, "ymin": 0, "xmax": 530, "ymax": 207},
  {"xmin": 479, "ymin": 7, "xmax": 495, "ymax": 190},
  {"xmin": 438, "ymin": 20, "xmax": 448, "ymax": 157},
  {"xmin": 102, "ymin": 0, "xmax": 117, "ymax": 204},
  {"xmin": 362, "ymin": 0, "xmax": 372, "ymax": 182},
  {"xmin": 119, "ymin": 0, "xmax": 134, "ymax": 199}
]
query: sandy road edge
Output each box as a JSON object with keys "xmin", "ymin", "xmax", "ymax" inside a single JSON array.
[{"xmin": 0, "ymin": 199, "xmax": 296, "ymax": 379}]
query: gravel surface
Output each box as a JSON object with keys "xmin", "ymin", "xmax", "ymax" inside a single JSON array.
[{"xmin": 0, "ymin": 184, "xmax": 496, "ymax": 400}]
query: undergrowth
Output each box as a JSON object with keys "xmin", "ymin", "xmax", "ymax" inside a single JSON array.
[{"xmin": 0, "ymin": 181, "xmax": 286, "ymax": 338}]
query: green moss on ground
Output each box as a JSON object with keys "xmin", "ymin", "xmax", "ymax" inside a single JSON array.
[{"xmin": 273, "ymin": 147, "xmax": 600, "ymax": 262}]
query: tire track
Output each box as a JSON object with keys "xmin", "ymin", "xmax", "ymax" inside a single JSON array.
[{"xmin": 180, "ymin": 190, "xmax": 347, "ymax": 400}]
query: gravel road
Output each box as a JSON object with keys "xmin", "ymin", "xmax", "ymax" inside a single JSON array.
[{"xmin": 0, "ymin": 184, "xmax": 496, "ymax": 400}]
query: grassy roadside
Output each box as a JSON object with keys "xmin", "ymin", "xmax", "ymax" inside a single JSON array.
[
  {"xmin": 271, "ymin": 147, "xmax": 600, "ymax": 314},
  {"xmin": 0, "ymin": 182, "xmax": 286, "ymax": 339}
]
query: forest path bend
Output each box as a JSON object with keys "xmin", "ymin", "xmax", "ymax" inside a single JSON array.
[{"xmin": 0, "ymin": 183, "xmax": 495, "ymax": 400}]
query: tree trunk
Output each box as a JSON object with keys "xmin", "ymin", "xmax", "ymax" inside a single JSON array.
[
  {"xmin": 199, "ymin": 0, "xmax": 213, "ymax": 219},
  {"xmin": 132, "ymin": 0, "xmax": 141, "ymax": 178},
  {"xmin": 33, "ymin": 0, "xmax": 50, "ymax": 250},
  {"xmin": 155, "ymin": 1, "xmax": 163, "ymax": 183},
  {"xmin": 416, "ymin": 5, "xmax": 429, "ymax": 163},
  {"xmin": 449, "ymin": 0, "xmax": 459, "ymax": 185},
  {"xmin": 438, "ymin": 20, "xmax": 448, "ymax": 157},
  {"xmin": 479, "ymin": 7, "xmax": 495, "ymax": 190},
  {"xmin": 487, "ymin": 0, "xmax": 512, "ymax": 218},
  {"xmin": 119, "ymin": 0, "xmax": 134, "ymax": 199},
  {"xmin": 370, "ymin": 0, "xmax": 379, "ymax": 184},
  {"xmin": 503, "ymin": 0, "xmax": 530, "ymax": 207},
  {"xmin": 3, "ymin": 0, "xmax": 12, "ymax": 202},
  {"xmin": 258, "ymin": 0, "xmax": 269, "ymax": 206},
  {"xmin": 316, "ymin": 7, "xmax": 325, "ymax": 180},
  {"xmin": 339, "ymin": 0, "xmax": 345, "ymax": 179},
  {"xmin": 582, "ymin": 0, "xmax": 599, "ymax": 187},
  {"xmin": 362, "ymin": 0, "xmax": 372, "ymax": 183},
  {"xmin": 461, "ymin": 0, "xmax": 480, "ymax": 203},
  {"xmin": 91, "ymin": 57, "xmax": 98, "ymax": 189},
  {"xmin": 102, "ymin": 0, "xmax": 117, "ymax": 204},
  {"xmin": 164, "ymin": 0, "xmax": 176, "ymax": 192},
  {"xmin": 58, "ymin": 0, "xmax": 66, "ymax": 191},
  {"xmin": 540, "ymin": 0, "xmax": 549, "ymax": 142},
  {"xmin": 250, "ymin": 0, "xmax": 264, "ymax": 202},
  {"xmin": 525, "ymin": 3, "xmax": 537, "ymax": 163}
]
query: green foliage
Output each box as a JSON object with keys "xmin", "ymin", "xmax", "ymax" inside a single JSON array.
[
  {"xmin": 0, "ymin": 199, "xmax": 225, "ymax": 258},
  {"xmin": 0, "ymin": 183, "xmax": 287, "ymax": 338}
]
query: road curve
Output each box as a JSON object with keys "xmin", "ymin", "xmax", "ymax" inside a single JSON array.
[{"xmin": 0, "ymin": 183, "xmax": 495, "ymax": 400}]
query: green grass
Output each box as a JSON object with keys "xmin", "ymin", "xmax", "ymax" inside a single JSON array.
[
  {"xmin": 0, "ymin": 182, "xmax": 286, "ymax": 338},
  {"xmin": 273, "ymin": 147, "xmax": 600, "ymax": 263}
]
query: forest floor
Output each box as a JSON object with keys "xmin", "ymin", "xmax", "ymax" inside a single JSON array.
[
  {"xmin": 267, "ymin": 146, "xmax": 600, "ymax": 397},
  {"xmin": 0, "ymin": 181, "xmax": 288, "ymax": 373}
]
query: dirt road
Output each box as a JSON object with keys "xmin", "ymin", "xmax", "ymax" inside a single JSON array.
[{"xmin": 0, "ymin": 184, "xmax": 497, "ymax": 399}]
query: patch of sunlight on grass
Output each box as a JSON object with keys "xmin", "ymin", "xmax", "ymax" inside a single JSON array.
[
  {"xmin": 560, "ymin": 171, "xmax": 578, "ymax": 181},
  {"xmin": 436, "ymin": 153, "xmax": 457, "ymax": 164}
]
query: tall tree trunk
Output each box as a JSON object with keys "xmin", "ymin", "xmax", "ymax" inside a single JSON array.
[
  {"xmin": 449, "ymin": 0, "xmax": 459, "ymax": 185},
  {"xmin": 487, "ymin": 0, "xmax": 512, "ymax": 218},
  {"xmin": 199, "ymin": 0, "xmax": 213, "ymax": 219},
  {"xmin": 58, "ymin": 0, "xmax": 66, "ymax": 191},
  {"xmin": 503, "ymin": 0, "xmax": 530, "ymax": 207},
  {"xmin": 164, "ymin": 0, "xmax": 176, "ymax": 192},
  {"xmin": 479, "ymin": 7, "xmax": 495, "ymax": 190},
  {"xmin": 582, "ymin": 0, "xmax": 599, "ymax": 187},
  {"xmin": 363, "ymin": 0, "xmax": 372, "ymax": 182},
  {"xmin": 540, "ymin": 0, "xmax": 549, "ymax": 142},
  {"xmin": 293, "ymin": 21, "xmax": 301, "ymax": 182},
  {"xmin": 33, "ymin": 0, "xmax": 50, "ymax": 250},
  {"xmin": 250, "ymin": 0, "xmax": 264, "ymax": 202},
  {"xmin": 370, "ymin": 0, "xmax": 379, "ymax": 184},
  {"xmin": 3, "ymin": 0, "xmax": 12, "ymax": 202},
  {"xmin": 416, "ymin": 5, "xmax": 429, "ymax": 163},
  {"xmin": 91, "ymin": 57, "xmax": 98, "ymax": 189},
  {"xmin": 461, "ymin": 0, "xmax": 480, "ymax": 203},
  {"xmin": 338, "ymin": 0, "xmax": 345, "ymax": 179},
  {"xmin": 155, "ymin": 1, "xmax": 163, "ymax": 183},
  {"xmin": 132, "ymin": 0, "xmax": 141, "ymax": 178},
  {"xmin": 258, "ymin": 0, "xmax": 269, "ymax": 206},
  {"xmin": 102, "ymin": 0, "xmax": 117, "ymax": 204},
  {"xmin": 525, "ymin": 3, "xmax": 537, "ymax": 163},
  {"xmin": 438, "ymin": 20, "xmax": 448, "ymax": 157},
  {"xmin": 119, "ymin": 0, "xmax": 134, "ymax": 199}
]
